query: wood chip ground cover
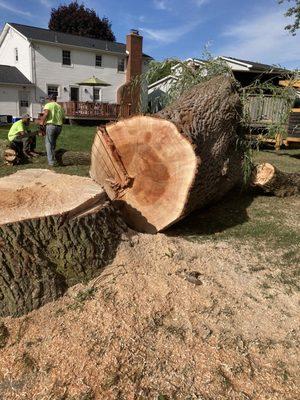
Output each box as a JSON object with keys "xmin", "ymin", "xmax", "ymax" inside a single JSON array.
[{"xmin": 0, "ymin": 221, "xmax": 299, "ymax": 399}]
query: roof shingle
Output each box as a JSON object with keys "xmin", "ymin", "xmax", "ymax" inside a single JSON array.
[
  {"xmin": 9, "ymin": 23, "xmax": 152, "ymax": 58},
  {"xmin": 0, "ymin": 65, "xmax": 32, "ymax": 85},
  {"xmin": 224, "ymin": 56, "xmax": 287, "ymax": 73}
]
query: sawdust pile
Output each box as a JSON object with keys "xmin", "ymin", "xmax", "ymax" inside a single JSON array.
[{"xmin": 0, "ymin": 233, "xmax": 299, "ymax": 400}]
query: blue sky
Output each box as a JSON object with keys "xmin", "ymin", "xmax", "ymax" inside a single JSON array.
[{"xmin": 0, "ymin": 0, "xmax": 299, "ymax": 68}]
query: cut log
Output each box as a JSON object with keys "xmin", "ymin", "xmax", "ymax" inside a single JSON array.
[
  {"xmin": 252, "ymin": 163, "xmax": 300, "ymax": 197},
  {"xmin": 0, "ymin": 169, "xmax": 127, "ymax": 317},
  {"xmin": 55, "ymin": 149, "xmax": 91, "ymax": 166},
  {"xmin": 90, "ymin": 75, "xmax": 244, "ymax": 233},
  {"xmin": 0, "ymin": 140, "xmax": 16, "ymax": 165}
]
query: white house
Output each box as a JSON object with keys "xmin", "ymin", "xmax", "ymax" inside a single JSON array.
[
  {"xmin": 148, "ymin": 56, "xmax": 288, "ymax": 113},
  {"xmin": 0, "ymin": 23, "xmax": 151, "ymax": 119}
]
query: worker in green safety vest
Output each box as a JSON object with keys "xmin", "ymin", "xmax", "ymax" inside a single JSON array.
[
  {"xmin": 7, "ymin": 114, "xmax": 38, "ymax": 161},
  {"xmin": 39, "ymin": 94, "xmax": 65, "ymax": 167}
]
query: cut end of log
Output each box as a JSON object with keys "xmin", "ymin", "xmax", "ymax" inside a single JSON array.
[
  {"xmin": 251, "ymin": 162, "xmax": 300, "ymax": 197},
  {"xmin": 252, "ymin": 163, "xmax": 275, "ymax": 187},
  {"xmin": 0, "ymin": 169, "xmax": 106, "ymax": 226},
  {"xmin": 90, "ymin": 76, "xmax": 243, "ymax": 233},
  {"xmin": 90, "ymin": 116, "xmax": 199, "ymax": 233}
]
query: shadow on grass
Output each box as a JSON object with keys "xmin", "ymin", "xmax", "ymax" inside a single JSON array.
[
  {"xmin": 273, "ymin": 150, "xmax": 300, "ymax": 160},
  {"xmin": 288, "ymin": 154, "xmax": 300, "ymax": 160},
  {"xmin": 166, "ymin": 189, "xmax": 255, "ymax": 238}
]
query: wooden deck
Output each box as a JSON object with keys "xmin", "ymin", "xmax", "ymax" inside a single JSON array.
[{"xmin": 59, "ymin": 102, "xmax": 131, "ymax": 121}]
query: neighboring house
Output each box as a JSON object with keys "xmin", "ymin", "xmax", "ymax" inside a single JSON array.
[
  {"xmin": 148, "ymin": 57, "xmax": 291, "ymax": 125},
  {"xmin": 0, "ymin": 23, "xmax": 151, "ymax": 119}
]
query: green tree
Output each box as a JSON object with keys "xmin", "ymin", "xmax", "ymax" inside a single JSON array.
[
  {"xmin": 279, "ymin": 0, "xmax": 300, "ymax": 35},
  {"xmin": 48, "ymin": 1, "xmax": 116, "ymax": 41},
  {"xmin": 146, "ymin": 59, "xmax": 179, "ymax": 85}
]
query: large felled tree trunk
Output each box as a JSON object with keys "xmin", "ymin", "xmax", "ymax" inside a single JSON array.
[
  {"xmin": 0, "ymin": 169, "xmax": 127, "ymax": 317},
  {"xmin": 90, "ymin": 75, "xmax": 244, "ymax": 233},
  {"xmin": 55, "ymin": 149, "xmax": 91, "ymax": 166}
]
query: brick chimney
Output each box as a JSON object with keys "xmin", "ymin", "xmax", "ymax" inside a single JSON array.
[
  {"xmin": 117, "ymin": 29, "xmax": 143, "ymax": 115},
  {"xmin": 126, "ymin": 29, "xmax": 143, "ymax": 83}
]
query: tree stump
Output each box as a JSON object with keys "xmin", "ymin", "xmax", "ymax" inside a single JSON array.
[
  {"xmin": 90, "ymin": 75, "xmax": 244, "ymax": 233},
  {"xmin": 0, "ymin": 169, "xmax": 127, "ymax": 317}
]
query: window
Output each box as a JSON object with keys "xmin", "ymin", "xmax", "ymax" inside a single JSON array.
[
  {"xmin": 95, "ymin": 55, "xmax": 102, "ymax": 67},
  {"xmin": 118, "ymin": 58, "xmax": 125, "ymax": 72},
  {"xmin": 19, "ymin": 91, "xmax": 30, "ymax": 108},
  {"xmin": 47, "ymin": 85, "xmax": 59, "ymax": 98},
  {"xmin": 20, "ymin": 100, "xmax": 29, "ymax": 107},
  {"xmin": 62, "ymin": 50, "xmax": 71, "ymax": 66},
  {"xmin": 15, "ymin": 48, "xmax": 18, "ymax": 62},
  {"xmin": 93, "ymin": 88, "xmax": 101, "ymax": 101}
]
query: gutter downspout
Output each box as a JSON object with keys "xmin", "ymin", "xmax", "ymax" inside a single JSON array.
[{"xmin": 30, "ymin": 43, "xmax": 38, "ymax": 117}]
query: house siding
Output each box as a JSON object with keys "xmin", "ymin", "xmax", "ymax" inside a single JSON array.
[
  {"xmin": 32, "ymin": 42, "xmax": 127, "ymax": 116},
  {"xmin": 0, "ymin": 85, "xmax": 34, "ymax": 117},
  {"xmin": 0, "ymin": 24, "xmax": 150, "ymax": 118},
  {"xmin": 0, "ymin": 26, "xmax": 32, "ymax": 80}
]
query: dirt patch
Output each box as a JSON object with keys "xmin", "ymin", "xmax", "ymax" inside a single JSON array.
[{"xmin": 0, "ymin": 232, "xmax": 299, "ymax": 400}]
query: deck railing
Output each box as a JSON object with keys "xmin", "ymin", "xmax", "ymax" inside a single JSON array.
[{"xmin": 59, "ymin": 101, "xmax": 131, "ymax": 120}]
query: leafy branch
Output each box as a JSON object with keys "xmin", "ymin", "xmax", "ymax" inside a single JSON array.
[{"xmin": 279, "ymin": 0, "xmax": 300, "ymax": 35}]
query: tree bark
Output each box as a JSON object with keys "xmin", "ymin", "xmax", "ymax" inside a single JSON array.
[
  {"xmin": 55, "ymin": 149, "xmax": 91, "ymax": 166},
  {"xmin": 0, "ymin": 169, "xmax": 127, "ymax": 317},
  {"xmin": 90, "ymin": 75, "xmax": 244, "ymax": 233},
  {"xmin": 252, "ymin": 163, "xmax": 300, "ymax": 197}
]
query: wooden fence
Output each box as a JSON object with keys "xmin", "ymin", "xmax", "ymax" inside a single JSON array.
[{"xmin": 244, "ymin": 95, "xmax": 291, "ymax": 127}]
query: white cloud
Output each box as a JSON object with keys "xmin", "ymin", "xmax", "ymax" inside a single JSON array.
[
  {"xmin": 0, "ymin": 1, "xmax": 32, "ymax": 17},
  {"xmin": 141, "ymin": 21, "xmax": 200, "ymax": 45},
  {"xmin": 39, "ymin": 0, "xmax": 53, "ymax": 8},
  {"xmin": 217, "ymin": 10, "xmax": 299, "ymax": 69},
  {"xmin": 153, "ymin": 0, "xmax": 168, "ymax": 11},
  {"xmin": 193, "ymin": 0, "xmax": 209, "ymax": 6}
]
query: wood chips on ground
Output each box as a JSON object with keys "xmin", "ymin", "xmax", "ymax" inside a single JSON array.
[{"xmin": 0, "ymin": 232, "xmax": 299, "ymax": 400}]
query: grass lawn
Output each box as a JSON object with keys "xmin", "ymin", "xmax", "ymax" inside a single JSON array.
[
  {"xmin": 1, "ymin": 123, "xmax": 299, "ymax": 176},
  {"xmin": 169, "ymin": 147, "xmax": 300, "ymax": 292},
  {"xmin": 254, "ymin": 148, "xmax": 300, "ymax": 173}
]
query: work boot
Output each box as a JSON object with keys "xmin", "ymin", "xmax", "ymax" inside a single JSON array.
[{"xmin": 48, "ymin": 162, "xmax": 59, "ymax": 169}]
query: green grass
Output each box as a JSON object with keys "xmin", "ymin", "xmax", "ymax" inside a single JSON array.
[
  {"xmin": 254, "ymin": 148, "xmax": 300, "ymax": 173},
  {"xmin": 170, "ymin": 191, "xmax": 300, "ymax": 247},
  {"xmin": 168, "ymin": 148, "xmax": 300, "ymax": 249},
  {"xmin": 168, "ymin": 147, "xmax": 300, "ymax": 291},
  {"xmin": 0, "ymin": 124, "xmax": 96, "ymax": 177}
]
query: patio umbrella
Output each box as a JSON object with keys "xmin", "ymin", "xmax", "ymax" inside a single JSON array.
[
  {"xmin": 77, "ymin": 76, "xmax": 111, "ymax": 87},
  {"xmin": 77, "ymin": 76, "xmax": 111, "ymax": 102}
]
